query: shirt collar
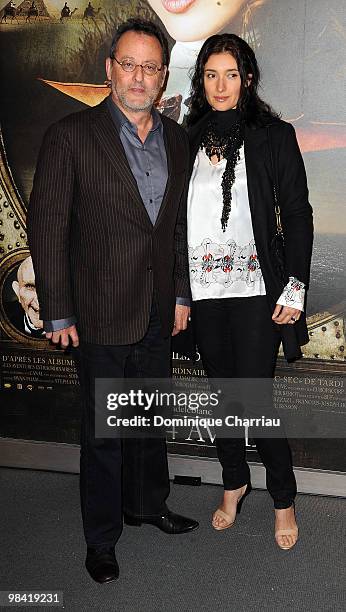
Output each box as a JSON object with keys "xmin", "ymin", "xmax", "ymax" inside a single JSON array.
[{"xmin": 106, "ymin": 94, "xmax": 162, "ymax": 136}]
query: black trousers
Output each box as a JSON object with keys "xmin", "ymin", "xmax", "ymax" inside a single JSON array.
[
  {"xmin": 74, "ymin": 303, "xmax": 171, "ymax": 548},
  {"xmin": 194, "ymin": 295, "xmax": 296, "ymax": 509}
]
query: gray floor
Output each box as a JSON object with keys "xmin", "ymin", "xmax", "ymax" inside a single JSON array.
[{"xmin": 0, "ymin": 467, "xmax": 345, "ymax": 612}]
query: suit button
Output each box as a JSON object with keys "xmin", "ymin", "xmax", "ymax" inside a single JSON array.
[{"xmin": 147, "ymin": 266, "xmax": 152, "ymax": 272}]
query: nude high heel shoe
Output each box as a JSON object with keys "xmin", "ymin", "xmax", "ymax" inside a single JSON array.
[
  {"xmin": 275, "ymin": 503, "xmax": 299, "ymax": 550},
  {"xmin": 212, "ymin": 483, "xmax": 252, "ymax": 531}
]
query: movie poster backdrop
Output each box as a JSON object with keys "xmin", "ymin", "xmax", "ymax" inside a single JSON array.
[{"xmin": 0, "ymin": 0, "xmax": 345, "ymax": 471}]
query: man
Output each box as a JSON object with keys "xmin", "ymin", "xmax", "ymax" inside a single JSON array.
[
  {"xmin": 10, "ymin": 256, "xmax": 45, "ymax": 338},
  {"xmin": 27, "ymin": 18, "xmax": 198, "ymax": 584}
]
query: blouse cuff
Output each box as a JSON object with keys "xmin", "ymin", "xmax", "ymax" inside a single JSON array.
[
  {"xmin": 44, "ymin": 316, "xmax": 77, "ymax": 332},
  {"xmin": 276, "ymin": 276, "xmax": 305, "ymax": 312},
  {"xmin": 176, "ymin": 297, "xmax": 191, "ymax": 307}
]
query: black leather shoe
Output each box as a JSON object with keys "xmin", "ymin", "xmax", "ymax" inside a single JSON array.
[
  {"xmin": 85, "ymin": 547, "xmax": 119, "ymax": 584},
  {"xmin": 124, "ymin": 510, "xmax": 199, "ymax": 534}
]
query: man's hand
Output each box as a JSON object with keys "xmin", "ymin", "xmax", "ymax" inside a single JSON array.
[
  {"xmin": 45, "ymin": 324, "xmax": 79, "ymax": 348},
  {"xmin": 272, "ymin": 304, "xmax": 301, "ymax": 325},
  {"xmin": 172, "ymin": 304, "xmax": 191, "ymax": 336}
]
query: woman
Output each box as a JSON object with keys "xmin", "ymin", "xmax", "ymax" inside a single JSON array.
[{"xmin": 186, "ymin": 33, "xmax": 313, "ymax": 550}]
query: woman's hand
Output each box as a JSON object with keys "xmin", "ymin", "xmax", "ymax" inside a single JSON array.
[{"xmin": 272, "ymin": 304, "xmax": 301, "ymax": 325}]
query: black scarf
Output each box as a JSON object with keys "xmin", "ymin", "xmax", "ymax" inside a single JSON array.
[{"xmin": 200, "ymin": 109, "xmax": 244, "ymax": 231}]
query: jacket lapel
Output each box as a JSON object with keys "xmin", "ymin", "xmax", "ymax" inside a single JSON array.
[
  {"xmin": 244, "ymin": 125, "xmax": 260, "ymax": 220},
  {"xmin": 91, "ymin": 101, "xmax": 189, "ymax": 230},
  {"xmin": 154, "ymin": 115, "xmax": 180, "ymax": 228},
  {"xmin": 91, "ymin": 99, "xmax": 152, "ymax": 226},
  {"xmin": 155, "ymin": 120, "xmax": 174, "ymax": 227},
  {"xmin": 244, "ymin": 122, "xmax": 277, "ymax": 221}
]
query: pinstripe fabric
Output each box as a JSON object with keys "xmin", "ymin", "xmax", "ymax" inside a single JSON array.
[{"xmin": 27, "ymin": 98, "xmax": 190, "ymax": 345}]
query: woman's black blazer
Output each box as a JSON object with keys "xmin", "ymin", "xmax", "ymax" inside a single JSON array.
[{"xmin": 187, "ymin": 112, "xmax": 314, "ymax": 361}]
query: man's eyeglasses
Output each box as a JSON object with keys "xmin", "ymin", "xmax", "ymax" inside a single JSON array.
[{"xmin": 112, "ymin": 56, "xmax": 163, "ymax": 76}]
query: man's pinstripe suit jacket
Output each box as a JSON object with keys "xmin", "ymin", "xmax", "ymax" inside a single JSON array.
[{"xmin": 27, "ymin": 98, "xmax": 191, "ymax": 345}]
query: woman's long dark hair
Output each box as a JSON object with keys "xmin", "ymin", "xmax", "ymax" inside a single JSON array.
[{"xmin": 186, "ymin": 33, "xmax": 279, "ymax": 127}]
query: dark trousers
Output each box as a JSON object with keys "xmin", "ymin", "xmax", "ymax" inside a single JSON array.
[
  {"xmin": 194, "ymin": 295, "xmax": 297, "ymax": 509},
  {"xmin": 74, "ymin": 303, "xmax": 171, "ymax": 548}
]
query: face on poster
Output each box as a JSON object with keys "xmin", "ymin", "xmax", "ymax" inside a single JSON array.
[
  {"xmin": 147, "ymin": 0, "xmax": 247, "ymax": 41},
  {"xmin": 1, "ymin": 252, "xmax": 46, "ymax": 342},
  {"xmin": 0, "ymin": 0, "xmax": 345, "ymax": 361},
  {"xmin": 11, "ymin": 256, "xmax": 43, "ymax": 330}
]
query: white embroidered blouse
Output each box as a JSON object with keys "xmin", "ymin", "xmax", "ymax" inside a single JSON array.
[{"xmin": 187, "ymin": 145, "xmax": 305, "ymax": 309}]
